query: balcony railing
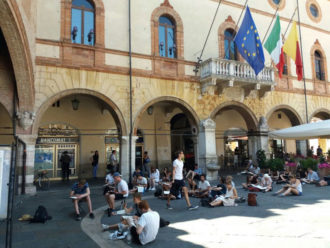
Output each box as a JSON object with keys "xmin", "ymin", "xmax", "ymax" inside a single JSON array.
[{"xmin": 200, "ymin": 58, "xmax": 276, "ymax": 97}]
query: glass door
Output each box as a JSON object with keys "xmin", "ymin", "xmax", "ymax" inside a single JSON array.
[{"xmin": 55, "ymin": 144, "xmax": 78, "ymax": 178}]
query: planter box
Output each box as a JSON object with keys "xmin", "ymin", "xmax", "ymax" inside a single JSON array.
[{"xmin": 318, "ymin": 167, "xmax": 330, "ymax": 178}]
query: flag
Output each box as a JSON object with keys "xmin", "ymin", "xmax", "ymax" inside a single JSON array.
[
  {"xmin": 234, "ymin": 6, "xmax": 265, "ymax": 75},
  {"xmin": 264, "ymin": 15, "xmax": 285, "ymax": 78},
  {"xmin": 283, "ymin": 21, "xmax": 303, "ymax": 80}
]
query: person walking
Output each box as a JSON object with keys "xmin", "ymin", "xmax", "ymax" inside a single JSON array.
[
  {"xmin": 166, "ymin": 150, "xmax": 199, "ymax": 211},
  {"xmin": 92, "ymin": 150, "xmax": 99, "ymax": 179},
  {"xmin": 142, "ymin": 151, "xmax": 151, "ymax": 177},
  {"xmin": 60, "ymin": 151, "xmax": 71, "ymax": 181}
]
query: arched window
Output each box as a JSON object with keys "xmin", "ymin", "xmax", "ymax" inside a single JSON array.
[
  {"xmin": 314, "ymin": 51, "xmax": 324, "ymax": 80},
  {"xmin": 224, "ymin": 29, "xmax": 237, "ymax": 60},
  {"xmin": 71, "ymin": 0, "xmax": 95, "ymax": 46},
  {"xmin": 283, "ymin": 53, "xmax": 288, "ymax": 75},
  {"xmin": 158, "ymin": 16, "xmax": 176, "ymax": 58}
]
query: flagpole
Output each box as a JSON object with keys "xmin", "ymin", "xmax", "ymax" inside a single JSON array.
[
  {"xmin": 296, "ymin": 0, "xmax": 309, "ymax": 123},
  {"xmin": 262, "ymin": 7, "xmax": 279, "ymax": 45},
  {"xmin": 223, "ymin": 0, "xmax": 249, "ymax": 59},
  {"xmin": 194, "ymin": 0, "xmax": 223, "ymax": 73},
  {"xmin": 283, "ymin": 7, "xmax": 297, "ymax": 38},
  {"xmin": 232, "ymin": 0, "xmax": 249, "ymax": 40}
]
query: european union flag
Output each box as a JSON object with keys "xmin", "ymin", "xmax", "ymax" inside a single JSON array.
[{"xmin": 234, "ymin": 6, "xmax": 265, "ymax": 75}]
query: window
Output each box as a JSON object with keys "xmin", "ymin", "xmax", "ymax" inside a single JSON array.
[
  {"xmin": 283, "ymin": 54, "xmax": 288, "ymax": 75},
  {"xmin": 314, "ymin": 51, "xmax": 324, "ymax": 80},
  {"xmin": 310, "ymin": 4, "xmax": 318, "ymax": 18},
  {"xmin": 272, "ymin": 0, "xmax": 281, "ymax": 4},
  {"xmin": 224, "ymin": 29, "xmax": 237, "ymax": 60},
  {"xmin": 158, "ymin": 16, "xmax": 176, "ymax": 58},
  {"xmin": 71, "ymin": 0, "xmax": 95, "ymax": 45}
]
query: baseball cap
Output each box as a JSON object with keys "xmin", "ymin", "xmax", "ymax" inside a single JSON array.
[{"xmin": 113, "ymin": 172, "xmax": 121, "ymax": 177}]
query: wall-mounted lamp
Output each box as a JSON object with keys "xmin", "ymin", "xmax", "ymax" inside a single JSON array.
[
  {"xmin": 147, "ymin": 106, "xmax": 154, "ymax": 115},
  {"xmin": 71, "ymin": 97, "xmax": 80, "ymax": 111}
]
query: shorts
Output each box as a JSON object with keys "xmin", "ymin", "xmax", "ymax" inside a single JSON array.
[
  {"xmin": 295, "ymin": 191, "xmax": 302, "ymax": 196},
  {"xmin": 114, "ymin": 194, "xmax": 125, "ymax": 200},
  {"xmin": 170, "ymin": 180, "xmax": 185, "ymax": 197}
]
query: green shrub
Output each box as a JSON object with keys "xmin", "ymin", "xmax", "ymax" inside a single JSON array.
[
  {"xmin": 256, "ymin": 150, "xmax": 267, "ymax": 169},
  {"xmin": 266, "ymin": 158, "xmax": 284, "ymax": 172},
  {"xmin": 300, "ymin": 158, "xmax": 318, "ymax": 171}
]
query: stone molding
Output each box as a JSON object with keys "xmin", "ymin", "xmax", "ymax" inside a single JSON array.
[
  {"xmin": 16, "ymin": 111, "xmax": 35, "ymax": 130},
  {"xmin": 200, "ymin": 118, "xmax": 216, "ymax": 130}
]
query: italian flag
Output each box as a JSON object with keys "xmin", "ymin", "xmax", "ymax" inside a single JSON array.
[{"xmin": 264, "ymin": 15, "xmax": 285, "ymax": 78}]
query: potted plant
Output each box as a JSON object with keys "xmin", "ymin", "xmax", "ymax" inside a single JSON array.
[
  {"xmin": 286, "ymin": 158, "xmax": 297, "ymax": 174},
  {"xmin": 267, "ymin": 158, "xmax": 284, "ymax": 172},
  {"xmin": 256, "ymin": 150, "xmax": 267, "ymax": 172},
  {"xmin": 318, "ymin": 156, "xmax": 330, "ymax": 178},
  {"xmin": 300, "ymin": 158, "xmax": 318, "ymax": 172}
]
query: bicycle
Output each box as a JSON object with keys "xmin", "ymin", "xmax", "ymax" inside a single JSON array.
[{"xmin": 34, "ymin": 170, "xmax": 50, "ymax": 190}]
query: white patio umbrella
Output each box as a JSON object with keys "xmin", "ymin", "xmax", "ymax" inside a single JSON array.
[{"xmin": 269, "ymin": 120, "xmax": 330, "ymax": 140}]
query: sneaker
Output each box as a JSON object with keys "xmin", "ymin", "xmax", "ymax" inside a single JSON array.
[
  {"xmin": 89, "ymin": 213, "xmax": 95, "ymax": 219},
  {"xmin": 102, "ymin": 224, "xmax": 110, "ymax": 231},
  {"xmin": 76, "ymin": 214, "xmax": 81, "ymax": 221},
  {"xmin": 166, "ymin": 204, "xmax": 173, "ymax": 210},
  {"xmin": 187, "ymin": 205, "xmax": 199, "ymax": 211},
  {"xmin": 109, "ymin": 231, "xmax": 128, "ymax": 240}
]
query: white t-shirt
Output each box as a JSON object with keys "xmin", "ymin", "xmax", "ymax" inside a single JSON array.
[
  {"xmin": 138, "ymin": 210, "xmax": 160, "ymax": 245},
  {"xmin": 137, "ymin": 177, "xmax": 148, "ymax": 186},
  {"xmin": 117, "ymin": 179, "xmax": 129, "ymax": 197},
  {"xmin": 151, "ymin": 169, "xmax": 160, "ymax": 182},
  {"xmin": 198, "ymin": 180, "xmax": 211, "ymax": 191},
  {"xmin": 173, "ymin": 159, "xmax": 184, "ymax": 180},
  {"xmin": 105, "ymin": 174, "xmax": 114, "ymax": 184}
]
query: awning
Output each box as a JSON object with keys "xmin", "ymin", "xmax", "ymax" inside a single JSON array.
[{"xmin": 268, "ymin": 120, "xmax": 330, "ymax": 140}]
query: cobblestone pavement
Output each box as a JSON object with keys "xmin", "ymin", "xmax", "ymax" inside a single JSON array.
[{"xmin": 1, "ymin": 176, "xmax": 330, "ymax": 248}]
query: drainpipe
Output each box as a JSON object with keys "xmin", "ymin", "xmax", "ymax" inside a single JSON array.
[{"xmin": 128, "ymin": 0, "xmax": 133, "ymax": 183}]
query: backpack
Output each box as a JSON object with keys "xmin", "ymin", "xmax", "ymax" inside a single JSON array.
[
  {"xmin": 30, "ymin": 205, "xmax": 52, "ymax": 223},
  {"xmin": 248, "ymin": 193, "xmax": 257, "ymax": 206},
  {"xmin": 154, "ymin": 188, "xmax": 162, "ymax": 197}
]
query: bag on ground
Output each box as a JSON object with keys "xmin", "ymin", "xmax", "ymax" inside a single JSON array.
[
  {"xmin": 30, "ymin": 205, "xmax": 52, "ymax": 223},
  {"xmin": 248, "ymin": 193, "xmax": 257, "ymax": 206}
]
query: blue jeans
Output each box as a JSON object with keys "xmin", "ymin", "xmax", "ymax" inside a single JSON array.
[{"xmin": 92, "ymin": 164, "xmax": 98, "ymax": 178}]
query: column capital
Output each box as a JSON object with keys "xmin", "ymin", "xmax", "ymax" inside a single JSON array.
[
  {"xmin": 17, "ymin": 134, "xmax": 38, "ymax": 145},
  {"xmin": 258, "ymin": 116, "xmax": 269, "ymax": 132},
  {"xmin": 200, "ymin": 118, "xmax": 216, "ymax": 130},
  {"xmin": 121, "ymin": 136, "xmax": 138, "ymax": 144}
]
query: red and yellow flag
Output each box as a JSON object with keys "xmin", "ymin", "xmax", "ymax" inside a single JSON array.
[{"xmin": 283, "ymin": 21, "xmax": 303, "ymax": 80}]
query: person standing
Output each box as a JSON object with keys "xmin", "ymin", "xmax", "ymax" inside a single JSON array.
[
  {"xmin": 110, "ymin": 150, "xmax": 118, "ymax": 172},
  {"xmin": 166, "ymin": 150, "xmax": 198, "ymax": 210},
  {"xmin": 92, "ymin": 150, "xmax": 99, "ymax": 179},
  {"xmin": 60, "ymin": 151, "xmax": 71, "ymax": 181},
  {"xmin": 142, "ymin": 151, "xmax": 151, "ymax": 177},
  {"xmin": 317, "ymin": 146, "xmax": 323, "ymax": 157}
]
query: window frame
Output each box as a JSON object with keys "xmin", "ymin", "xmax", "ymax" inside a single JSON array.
[
  {"xmin": 314, "ymin": 51, "xmax": 324, "ymax": 81},
  {"xmin": 71, "ymin": 0, "xmax": 95, "ymax": 46},
  {"xmin": 224, "ymin": 29, "xmax": 237, "ymax": 61},
  {"xmin": 158, "ymin": 16, "xmax": 176, "ymax": 58}
]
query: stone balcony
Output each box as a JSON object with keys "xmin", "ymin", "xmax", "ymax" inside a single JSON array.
[{"xmin": 200, "ymin": 58, "xmax": 276, "ymax": 98}]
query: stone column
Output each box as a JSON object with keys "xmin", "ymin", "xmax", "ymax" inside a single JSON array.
[
  {"xmin": 17, "ymin": 134, "xmax": 38, "ymax": 195},
  {"xmin": 248, "ymin": 117, "xmax": 270, "ymax": 161},
  {"xmin": 120, "ymin": 136, "xmax": 138, "ymax": 181},
  {"xmin": 198, "ymin": 118, "xmax": 219, "ymax": 181}
]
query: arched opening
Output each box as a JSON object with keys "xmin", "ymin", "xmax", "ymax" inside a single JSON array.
[
  {"xmin": 211, "ymin": 103, "xmax": 258, "ymax": 170},
  {"xmin": 309, "ymin": 110, "xmax": 330, "ymax": 157},
  {"xmin": 134, "ymin": 98, "xmax": 199, "ymax": 172},
  {"xmin": 314, "ymin": 50, "xmax": 325, "ymax": 81},
  {"xmin": 34, "ymin": 93, "xmax": 124, "ymax": 180},
  {"xmin": 267, "ymin": 106, "xmax": 303, "ymax": 158}
]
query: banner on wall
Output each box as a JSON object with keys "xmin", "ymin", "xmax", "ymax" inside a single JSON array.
[{"xmin": 0, "ymin": 146, "xmax": 11, "ymax": 219}]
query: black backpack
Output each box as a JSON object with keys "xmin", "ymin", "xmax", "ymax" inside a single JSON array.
[{"xmin": 30, "ymin": 205, "xmax": 52, "ymax": 223}]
